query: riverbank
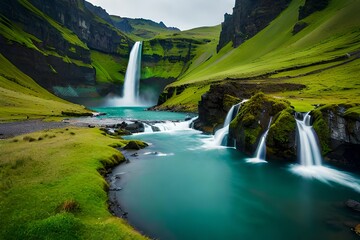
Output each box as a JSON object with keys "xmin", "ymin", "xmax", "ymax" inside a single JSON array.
[{"xmin": 0, "ymin": 126, "xmax": 148, "ymax": 239}]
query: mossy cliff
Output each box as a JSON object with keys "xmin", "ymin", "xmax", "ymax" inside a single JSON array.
[
  {"xmin": 311, "ymin": 104, "xmax": 360, "ymax": 169},
  {"xmin": 229, "ymin": 93, "xmax": 294, "ymax": 157},
  {"xmin": 0, "ymin": 0, "xmax": 132, "ymax": 98},
  {"xmin": 193, "ymin": 81, "xmax": 304, "ymax": 133}
]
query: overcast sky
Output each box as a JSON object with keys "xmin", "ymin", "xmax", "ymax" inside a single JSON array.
[{"xmin": 86, "ymin": 0, "xmax": 235, "ymax": 30}]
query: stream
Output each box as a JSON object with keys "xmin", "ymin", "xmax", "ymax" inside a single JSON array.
[{"xmin": 99, "ymin": 107, "xmax": 360, "ymax": 240}]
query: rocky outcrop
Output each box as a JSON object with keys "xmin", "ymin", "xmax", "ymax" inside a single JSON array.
[
  {"xmin": 228, "ymin": 93, "xmax": 293, "ymax": 157},
  {"xmin": 193, "ymin": 81, "xmax": 305, "ymax": 132},
  {"xmin": 217, "ymin": 0, "xmax": 291, "ymax": 51},
  {"xmin": 298, "ymin": 0, "xmax": 329, "ymax": 20},
  {"xmin": 311, "ymin": 104, "xmax": 360, "ymax": 169}
]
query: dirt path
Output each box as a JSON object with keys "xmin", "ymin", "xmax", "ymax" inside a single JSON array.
[{"xmin": 0, "ymin": 120, "xmax": 69, "ymax": 139}]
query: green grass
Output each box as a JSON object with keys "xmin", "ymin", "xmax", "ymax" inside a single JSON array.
[
  {"xmin": 0, "ymin": 54, "xmax": 90, "ymax": 121},
  {"xmin": 159, "ymin": 84, "xmax": 210, "ymax": 112},
  {"xmin": 90, "ymin": 50, "xmax": 127, "ymax": 84},
  {"xmin": 111, "ymin": 16, "xmax": 179, "ymax": 40},
  {"xmin": 18, "ymin": 0, "xmax": 88, "ymax": 50},
  {"xmin": 0, "ymin": 14, "xmax": 42, "ymax": 51},
  {"xmin": 159, "ymin": 0, "xmax": 360, "ymax": 112},
  {"xmin": 141, "ymin": 25, "xmax": 221, "ymax": 80},
  {"xmin": 0, "ymin": 127, "xmax": 148, "ymax": 239}
]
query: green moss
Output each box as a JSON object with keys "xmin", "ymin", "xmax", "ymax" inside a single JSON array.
[
  {"xmin": 311, "ymin": 108, "xmax": 331, "ymax": 154},
  {"xmin": 245, "ymin": 126, "xmax": 262, "ymax": 145},
  {"xmin": 269, "ymin": 109, "xmax": 296, "ymax": 145},
  {"xmin": 223, "ymin": 94, "xmax": 241, "ymax": 111}
]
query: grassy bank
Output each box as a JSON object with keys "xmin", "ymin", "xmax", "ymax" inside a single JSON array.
[{"xmin": 0, "ymin": 127, "xmax": 148, "ymax": 240}]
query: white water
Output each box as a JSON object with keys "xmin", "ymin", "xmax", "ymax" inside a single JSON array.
[
  {"xmin": 120, "ymin": 41, "xmax": 143, "ymax": 106},
  {"xmin": 296, "ymin": 112, "xmax": 322, "ymax": 166},
  {"xmin": 246, "ymin": 117, "xmax": 273, "ymax": 163},
  {"xmin": 213, "ymin": 100, "xmax": 248, "ymax": 146},
  {"xmin": 139, "ymin": 117, "xmax": 198, "ymax": 134}
]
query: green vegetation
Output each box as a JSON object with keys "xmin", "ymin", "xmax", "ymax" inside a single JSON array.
[
  {"xmin": 141, "ymin": 25, "xmax": 221, "ymax": 80},
  {"xmin": 18, "ymin": 0, "xmax": 88, "ymax": 50},
  {"xmin": 91, "ymin": 50, "xmax": 127, "ymax": 84},
  {"xmin": 0, "ymin": 14, "xmax": 41, "ymax": 51},
  {"xmin": 0, "ymin": 127, "xmax": 148, "ymax": 239},
  {"xmin": 157, "ymin": 85, "xmax": 210, "ymax": 112},
  {"xmin": 0, "ymin": 54, "xmax": 90, "ymax": 121},
  {"xmin": 111, "ymin": 16, "xmax": 180, "ymax": 40},
  {"xmin": 160, "ymin": 0, "xmax": 360, "ymax": 112}
]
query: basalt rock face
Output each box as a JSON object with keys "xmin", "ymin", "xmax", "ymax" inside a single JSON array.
[
  {"xmin": 311, "ymin": 105, "xmax": 360, "ymax": 170},
  {"xmin": 217, "ymin": 0, "xmax": 291, "ymax": 51}
]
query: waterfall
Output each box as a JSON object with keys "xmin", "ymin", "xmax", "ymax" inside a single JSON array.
[
  {"xmin": 121, "ymin": 41, "xmax": 143, "ymax": 106},
  {"xmin": 296, "ymin": 112, "xmax": 322, "ymax": 166},
  {"xmin": 213, "ymin": 100, "xmax": 248, "ymax": 146},
  {"xmin": 254, "ymin": 117, "xmax": 273, "ymax": 160}
]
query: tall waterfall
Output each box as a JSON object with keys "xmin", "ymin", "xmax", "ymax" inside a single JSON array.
[
  {"xmin": 122, "ymin": 41, "xmax": 143, "ymax": 106},
  {"xmin": 296, "ymin": 112, "xmax": 322, "ymax": 166},
  {"xmin": 213, "ymin": 100, "xmax": 248, "ymax": 146}
]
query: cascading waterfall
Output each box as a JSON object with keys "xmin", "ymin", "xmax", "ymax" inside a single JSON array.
[
  {"xmin": 295, "ymin": 112, "xmax": 322, "ymax": 166},
  {"xmin": 254, "ymin": 117, "xmax": 273, "ymax": 160},
  {"xmin": 140, "ymin": 117, "xmax": 198, "ymax": 133},
  {"xmin": 214, "ymin": 100, "xmax": 248, "ymax": 146},
  {"xmin": 121, "ymin": 41, "xmax": 143, "ymax": 106}
]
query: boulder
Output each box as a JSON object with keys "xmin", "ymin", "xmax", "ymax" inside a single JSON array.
[{"xmin": 123, "ymin": 140, "xmax": 148, "ymax": 150}]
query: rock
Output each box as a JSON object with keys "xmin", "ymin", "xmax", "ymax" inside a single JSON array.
[
  {"xmin": 345, "ymin": 199, "xmax": 360, "ymax": 211},
  {"xmin": 229, "ymin": 93, "xmax": 292, "ymax": 157},
  {"xmin": 292, "ymin": 21, "xmax": 308, "ymax": 35},
  {"xmin": 124, "ymin": 140, "xmax": 148, "ymax": 150},
  {"xmin": 125, "ymin": 122, "xmax": 145, "ymax": 133},
  {"xmin": 194, "ymin": 81, "xmax": 304, "ymax": 133},
  {"xmin": 217, "ymin": 0, "xmax": 291, "ymax": 51},
  {"xmin": 298, "ymin": 0, "xmax": 329, "ymax": 20},
  {"xmin": 311, "ymin": 104, "xmax": 360, "ymax": 169}
]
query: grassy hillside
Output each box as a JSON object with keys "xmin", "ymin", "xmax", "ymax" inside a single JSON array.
[
  {"xmin": 0, "ymin": 127, "xmax": 147, "ymax": 239},
  {"xmin": 111, "ymin": 16, "xmax": 179, "ymax": 40},
  {"xmin": 0, "ymin": 54, "xmax": 90, "ymax": 121},
  {"xmin": 141, "ymin": 25, "xmax": 221, "ymax": 80},
  {"xmin": 161, "ymin": 0, "xmax": 360, "ymax": 112},
  {"xmin": 91, "ymin": 50, "xmax": 127, "ymax": 84}
]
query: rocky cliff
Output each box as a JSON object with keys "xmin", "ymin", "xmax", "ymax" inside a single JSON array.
[
  {"xmin": 312, "ymin": 104, "xmax": 360, "ymax": 169},
  {"xmin": 217, "ymin": 0, "xmax": 291, "ymax": 51},
  {"xmin": 193, "ymin": 81, "xmax": 305, "ymax": 133},
  {"xmin": 0, "ymin": 0, "xmax": 132, "ymax": 98}
]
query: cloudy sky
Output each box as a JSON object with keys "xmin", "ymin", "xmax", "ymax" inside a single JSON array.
[{"xmin": 86, "ymin": 0, "xmax": 235, "ymax": 30}]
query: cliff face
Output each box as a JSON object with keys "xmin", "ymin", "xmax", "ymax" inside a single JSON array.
[
  {"xmin": 28, "ymin": 0, "xmax": 131, "ymax": 55},
  {"xmin": 0, "ymin": 0, "xmax": 132, "ymax": 97},
  {"xmin": 217, "ymin": 0, "xmax": 291, "ymax": 51},
  {"xmin": 312, "ymin": 105, "xmax": 360, "ymax": 169}
]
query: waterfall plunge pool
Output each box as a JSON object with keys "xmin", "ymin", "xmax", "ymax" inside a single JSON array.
[{"xmin": 101, "ymin": 107, "xmax": 360, "ymax": 240}]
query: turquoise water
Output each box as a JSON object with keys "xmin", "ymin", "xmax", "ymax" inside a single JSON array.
[
  {"xmin": 91, "ymin": 106, "xmax": 192, "ymax": 121},
  {"xmin": 104, "ymin": 108, "xmax": 360, "ymax": 240}
]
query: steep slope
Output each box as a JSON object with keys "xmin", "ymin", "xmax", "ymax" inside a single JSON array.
[
  {"xmin": 0, "ymin": 0, "xmax": 133, "ymax": 99},
  {"xmin": 157, "ymin": 0, "xmax": 360, "ymax": 112},
  {"xmin": 0, "ymin": 54, "xmax": 89, "ymax": 121}
]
